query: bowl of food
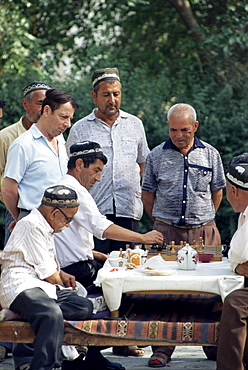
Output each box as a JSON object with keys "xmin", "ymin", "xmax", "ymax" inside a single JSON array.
[{"xmin": 198, "ymin": 253, "xmax": 214, "ymax": 263}]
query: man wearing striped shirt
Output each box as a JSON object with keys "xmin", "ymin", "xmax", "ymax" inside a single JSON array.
[{"xmin": 141, "ymin": 103, "xmax": 226, "ymax": 367}]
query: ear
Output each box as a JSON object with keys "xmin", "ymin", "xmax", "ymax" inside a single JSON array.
[
  {"xmin": 231, "ymin": 184, "xmax": 239, "ymax": 198},
  {"xmin": 194, "ymin": 121, "xmax": 199, "ymax": 132},
  {"xmin": 43, "ymin": 105, "xmax": 51, "ymax": 117},
  {"xmin": 91, "ymin": 91, "xmax": 97, "ymax": 104},
  {"xmin": 75, "ymin": 158, "xmax": 85, "ymax": 170},
  {"xmin": 22, "ymin": 98, "xmax": 28, "ymax": 110}
]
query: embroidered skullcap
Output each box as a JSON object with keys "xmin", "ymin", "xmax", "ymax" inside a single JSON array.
[
  {"xmin": 69, "ymin": 141, "xmax": 105, "ymax": 159},
  {"xmin": 92, "ymin": 68, "xmax": 120, "ymax": 88},
  {"xmin": 42, "ymin": 185, "xmax": 79, "ymax": 208},
  {"xmin": 22, "ymin": 81, "xmax": 52, "ymax": 97},
  {"xmin": 226, "ymin": 153, "xmax": 248, "ymax": 190}
]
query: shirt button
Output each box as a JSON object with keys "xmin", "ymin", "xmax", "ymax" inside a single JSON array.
[
  {"xmin": 182, "ymin": 216, "xmax": 185, "ymax": 218},
  {"xmin": 185, "ymin": 169, "xmax": 187, "ymax": 172},
  {"xmin": 183, "ymin": 200, "xmax": 186, "ymax": 203},
  {"xmin": 184, "ymin": 185, "xmax": 186, "ymax": 188}
]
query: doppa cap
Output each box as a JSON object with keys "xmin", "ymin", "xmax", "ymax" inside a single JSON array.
[
  {"xmin": 41, "ymin": 185, "xmax": 79, "ymax": 208},
  {"xmin": 22, "ymin": 81, "xmax": 52, "ymax": 97},
  {"xmin": 226, "ymin": 153, "xmax": 248, "ymax": 190},
  {"xmin": 91, "ymin": 68, "xmax": 120, "ymax": 88}
]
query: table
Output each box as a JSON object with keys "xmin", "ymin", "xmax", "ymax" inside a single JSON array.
[{"xmin": 94, "ymin": 258, "xmax": 244, "ymax": 317}]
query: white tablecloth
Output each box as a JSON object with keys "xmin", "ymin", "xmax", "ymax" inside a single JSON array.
[{"xmin": 94, "ymin": 258, "xmax": 244, "ymax": 312}]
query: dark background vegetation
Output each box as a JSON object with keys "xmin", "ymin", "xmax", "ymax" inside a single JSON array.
[{"xmin": 1, "ymin": 0, "xmax": 248, "ymax": 247}]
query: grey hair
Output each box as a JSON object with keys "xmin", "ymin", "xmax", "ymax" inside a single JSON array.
[{"xmin": 167, "ymin": 103, "xmax": 197, "ymax": 125}]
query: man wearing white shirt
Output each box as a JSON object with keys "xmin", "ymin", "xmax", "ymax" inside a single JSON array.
[
  {"xmin": 217, "ymin": 153, "xmax": 248, "ymax": 370},
  {"xmin": 55, "ymin": 141, "xmax": 163, "ymax": 289},
  {"xmin": 2, "ymin": 88, "xmax": 77, "ymax": 229}
]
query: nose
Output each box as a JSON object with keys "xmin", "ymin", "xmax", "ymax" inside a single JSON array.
[
  {"xmin": 95, "ymin": 173, "xmax": 101, "ymax": 182},
  {"xmin": 109, "ymin": 94, "xmax": 115, "ymax": 104},
  {"xmin": 64, "ymin": 119, "xmax": 71, "ymax": 128}
]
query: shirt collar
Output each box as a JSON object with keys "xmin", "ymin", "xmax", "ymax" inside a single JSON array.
[
  {"xmin": 163, "ymin": 136, "xmax": 205, "ymax": 152},
  {"xmin": 90, "ymin": 109, "xmax": 127, "ymax": 124}
]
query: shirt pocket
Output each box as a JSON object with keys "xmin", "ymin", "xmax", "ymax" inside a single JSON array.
[
  {"xmin": 120, "ymin": 137, "xmax": 138, "ymax": 155},
  {"xmin": 193, "ymin": 168, "xmax": 212, "ymax": 192}
]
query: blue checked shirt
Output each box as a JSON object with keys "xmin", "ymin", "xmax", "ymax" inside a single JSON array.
[{"xmin": 142, "ymin": 137, "xmax": 226, "ymax": 225}]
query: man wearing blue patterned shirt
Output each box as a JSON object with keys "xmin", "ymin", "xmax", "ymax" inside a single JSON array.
[{"xmin": 141, "ymin": 103, "xmax": 226, "ymax": 367}]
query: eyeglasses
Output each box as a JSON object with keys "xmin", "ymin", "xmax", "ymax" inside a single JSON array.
[{"xmin": 55, "ymin": 208, "xmax": 74, "ymax": 224}]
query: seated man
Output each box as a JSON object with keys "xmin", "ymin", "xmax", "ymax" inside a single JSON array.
[
  {"xmin": 54, "ymin": 141, "xmax": 164, "ymax": 359},
  {"xmin": 0, "ymin": 185, "xmax": 125, "ymax": 370},
  {"xmin": 217, "ymin": 153, "xmax": 248, "ymax": 370},
  {"xmin": 55, "ymin": 141, "xmax": 164, "ymax": 289}
]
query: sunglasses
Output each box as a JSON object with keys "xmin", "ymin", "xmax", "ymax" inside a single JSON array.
[{"xmin": 55, "ymin": 208, "xmax": 74, "ymax": 224}]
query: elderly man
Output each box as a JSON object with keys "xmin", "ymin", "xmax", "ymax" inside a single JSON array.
[
  {"xmin": 217, "ymin": 153, "xmax": 248, "ymax": 370},
  {"xmin": 66, "ymin": 68, "xmax": 150, "ymax": 256},
  {"xmin": 0, "ymin": 82, "xmax": 51, "ymax": 243},
  {"xmin": 0, "ymin": 185, "xmax": 125, "ymax": 370},
  {"xmin": 141, "ymin": 103, "xmax": 226, "ymax": 367},
  {"xmin": 54, "ymin": 141, "xmax": 163, "ymax": 289}
]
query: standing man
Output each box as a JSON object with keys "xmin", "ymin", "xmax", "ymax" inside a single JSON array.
[
  {"xmin": 216, "ymin": 153, "xmax": 248, "ymax": 370},
  {"xmin": 141, "ymin": 103, "xmax": 226, "ymax": 367},
  {"xmin": 55, "ymin": 141, "xmax": 163, "ymax": 289},
  {"xmin": 0, "ymin": 81, "xmax": 51, "ymax": 243},
  {"xmin": 2, "ymin": 88, "xmax": 76, "ymax": 227},
  {"xmin": 66, "ymin": 68, "xmax": 150, "ymax": 256}
]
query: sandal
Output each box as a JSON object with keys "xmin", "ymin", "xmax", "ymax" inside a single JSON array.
[
  {"xmin": 112, "ymin": 345, "xmax": 145, "ymax": 357},
  {"xmin": 148, "ymin": 352, "xmax": 171, "ymax": 368}
]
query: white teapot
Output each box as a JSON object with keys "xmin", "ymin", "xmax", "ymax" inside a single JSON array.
[{"xmin": 177, "ymin": 243, "xmax": 198, "ymax": 270}]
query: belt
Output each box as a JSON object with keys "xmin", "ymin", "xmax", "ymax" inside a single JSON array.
[
  {"xmin": 19, "ymin": 208, "xmax": 30, "ymax": 213},
  {"xmin": 155, "ymin": 217, "xmax": 212, "ymax": 230}
]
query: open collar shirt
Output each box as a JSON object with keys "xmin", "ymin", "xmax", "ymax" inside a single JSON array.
[
  {"xmin": 66, "ymin": 109, "xmax": 150, "ymax": 220},
  {"xmin": 142, "ymin": 137, "xmax": 226, "ymax": 225},
  {"xmin": 54, "ymin": 174, "xmax": 113, "ymax": 268},
  {"xmin": 4, "ymin": 124, "xmax": 68, "ymax": 210},
  {"xmin": 228, "ymin": 206, "xmax": 248, "ymax": 272},
  {"xmin": 0, "ymin": 209, "xmax": 59, "ymax": 308}
]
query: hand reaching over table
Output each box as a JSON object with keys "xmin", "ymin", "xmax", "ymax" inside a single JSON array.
[{"xmin": 141, "ymin": 230, "xmax": 164, "ymax": 247}]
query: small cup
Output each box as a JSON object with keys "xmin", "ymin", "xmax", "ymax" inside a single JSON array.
[{"xmin": 108, "ymin": 257, "xmax": 126, "ymax": 268}]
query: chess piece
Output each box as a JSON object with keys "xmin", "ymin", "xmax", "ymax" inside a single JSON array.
[
  {"xmin": 170, "ymin": 241, "xmax": 176, "ymax": 254},
  {"xmin": 198, "ymin": 237, "xmax": 204, "ymax": 253},
  {"xmin": 179, "ymin": 241, "xmax": 184, "ymax": 249}
]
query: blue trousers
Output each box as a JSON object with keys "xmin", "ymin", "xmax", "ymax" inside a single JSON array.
[{"xmin": 10, "ymin": 287, "xmax": 93, "ymax": 370}]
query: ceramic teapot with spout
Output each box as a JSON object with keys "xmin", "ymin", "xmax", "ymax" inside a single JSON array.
[{"xmin": 177, "ymin": 243, "xmax": 198, "ymax": 270}]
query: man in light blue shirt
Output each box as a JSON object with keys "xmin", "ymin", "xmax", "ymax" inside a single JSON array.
[{"xmin": 2, "ymin": 88, "xmax": 78, "ymax": 229}]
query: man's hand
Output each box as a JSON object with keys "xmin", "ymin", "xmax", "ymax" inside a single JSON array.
[
  {"xmin": 8, "ymin": 220, "xmax": 17, "ymax": 233},
  {"xmin": 235, "ymin": 262, "xmax": 248, "ymax": 277},
  {"xmin": 93, "ymin": 250, "xmax": 108, "ymax": 262},
  {"xmin": 60, "ymin": 270, "xmax": 76, "ymax": 289},
  {"xmin": 142, "ymin": 230, "xmax": 164, "ymax": 247}
]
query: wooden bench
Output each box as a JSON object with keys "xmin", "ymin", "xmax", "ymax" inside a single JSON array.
[{"xmin": 0, "ymin": 293, "xmax": 222, "ymax": 348}]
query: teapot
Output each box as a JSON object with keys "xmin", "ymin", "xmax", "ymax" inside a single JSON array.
[{"xmin": 177, "ymin": 243, "xmax": 198, "ymax": 270}]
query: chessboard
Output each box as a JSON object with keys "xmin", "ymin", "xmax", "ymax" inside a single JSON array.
[{"xmin": 145, "ymin": 239, "xmax": 222, "ymax": 261}]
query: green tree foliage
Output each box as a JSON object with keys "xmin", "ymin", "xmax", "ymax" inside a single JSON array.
[{"xmin": 1, "ymin": 0, "xmax": 248, "ymax": 244}]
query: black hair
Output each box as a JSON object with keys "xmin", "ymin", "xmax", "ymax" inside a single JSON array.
[
  {"xmin": 68, "ymin": 153, "xmax": 107, "ymax": 169},
  {"xmin": 41, "ymin": 88, "xmax": 79, "ymax": 115}
]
